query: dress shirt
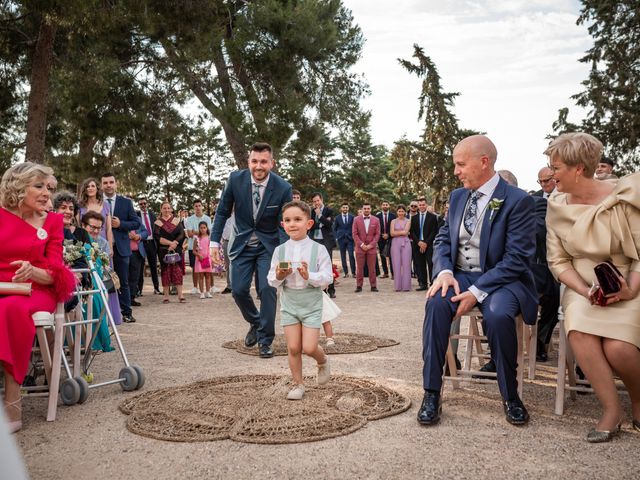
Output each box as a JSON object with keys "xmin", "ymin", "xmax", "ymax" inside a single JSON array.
[
  {"xmin": 104, "ymin": 195, "xmax": 116, "ymax": 215},
  {"xmin": 363, "ymin": 216, "xmax": 371, "ymax": 234},
  {"xmin": 251, "ymin": 174, "xmax": 269, "ymax": 217},
  {"xmin": 267, "ymin": 236, "xmax": 333, "ymax": 289}
]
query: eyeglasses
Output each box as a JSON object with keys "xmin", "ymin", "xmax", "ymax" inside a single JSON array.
[
  {"xmin": 86, "ymin": 224, "xmax": 102, "ymax": 231},
  {"xmin": 409, "ymin": 205, "xmax": 418, "ymax": 208},
  {"xmin": 537, "ymin": 176, "xmax": 554, "ymax": 185}
]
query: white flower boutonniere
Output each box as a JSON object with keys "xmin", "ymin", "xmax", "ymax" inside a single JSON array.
[{"xmin": 488, "ymin": 198, "xmax": 504, "ymax": 221}]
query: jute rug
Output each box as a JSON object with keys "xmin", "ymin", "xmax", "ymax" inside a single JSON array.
[
  {"xmin": 120, "ymin": 374, "xmax": 411, "ymax": 444},
  {"xmin": 222, "ymin": 333, "xmax": 399, "ymax": 356}
]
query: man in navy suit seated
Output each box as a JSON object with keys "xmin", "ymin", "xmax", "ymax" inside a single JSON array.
[
  {"xmin": 211, "ymin": 143, "xmax": 292, "ymax": 358},
  {"xmin": 417, "ymin": 135, "xmax": 537, "ymax": 427}
]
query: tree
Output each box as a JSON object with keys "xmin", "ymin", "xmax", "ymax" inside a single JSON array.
[{"xmin": 551, "ymin": 0, "xmax": 640, "ymax": 173}]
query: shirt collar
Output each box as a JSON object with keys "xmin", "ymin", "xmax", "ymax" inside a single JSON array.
[
  {"xmin": 476, "ymin": 172, "xmax": 500, "ymax": 197},
  {"xmin": 289, "ymin": 236, "xmax": 312, "ymax": 245},
  {"xmin": 104, "ymin": 194, "xmax": 116, "ymax": 201},
  {"xmin": 251, "ymin": 174, "xmax": 270, "ymax": 187}
]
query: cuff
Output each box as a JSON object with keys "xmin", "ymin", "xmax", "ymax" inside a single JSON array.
[
  {"xmin": 468, "ymin": 285, "xmax": 488, "ymax": 303},
  {"xmin": 307, "ymin": 271, "xmax": 325, "ymax": 287},
  {"xmin": 437, "ymin": 269, "xmax": 453, "ymax": 278}
]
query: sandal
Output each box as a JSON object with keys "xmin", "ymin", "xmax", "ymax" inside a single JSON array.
[
  {"xmin": 179, "ymin": 297, "xmax": 186, "ymax": 303},
  {"xmin": 162, "ymin": 298, "xmax": 170, "ymax": 304},
  {"xmin": 4, "ymin": 398, "xmax": 22, "ymax": 434}
]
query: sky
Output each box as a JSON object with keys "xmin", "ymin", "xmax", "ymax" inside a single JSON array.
[{"xmin": 341, "ymin": 0, "xmax": 593, "ymax": 191}]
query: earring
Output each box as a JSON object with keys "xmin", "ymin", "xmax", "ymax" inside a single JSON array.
[{"xmin": 575, "ymin": 173, "xmax": 579, "ymax": 183}]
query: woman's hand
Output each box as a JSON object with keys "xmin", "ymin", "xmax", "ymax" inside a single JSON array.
[
  {"xmin": 10, "ymin": 260, "xmax": 34, "ymax": 282},
  {"xmin": 605, "ymin": 275, "xmax": 637, "ymax": 304}
]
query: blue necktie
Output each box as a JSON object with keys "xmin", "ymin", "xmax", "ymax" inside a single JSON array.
[
  {"xmin": 419, "ymin": 213, "xmax": 425, "ymax": 241},
  {"xmin": 107, "ymin": 198, "xmax": 113, "ymax": 214},
  {"xmin": 463, "ymin": 191, "xmax": 482, "ymax": 235},
  {"xmin": 252, "ymin": 183, "xmax": 261, "ymax": 209}
]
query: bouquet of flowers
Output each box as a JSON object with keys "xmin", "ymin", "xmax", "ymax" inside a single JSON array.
[
  {"xmin": 83, "ymin": 242, "xmax": 110, "ymax": 267},
  {"xmin": 63, "ymin": 239, "xmax": 84, "ymax": 265}
]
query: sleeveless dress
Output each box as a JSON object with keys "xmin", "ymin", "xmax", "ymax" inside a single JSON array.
[
  {"xmin": 390, "ymin": 218, "xmax": 412, "ymax": 291},
  {"xmin": 194, "ymin": 236, "xmax": 213, "ymax": 273},
  {"xmin": 546, "ymin": 172, "xmax": 640, "ymax": 348},
  {"xmin": 0, "ymin": 209, "xmax": 76, "ymax": 383}
]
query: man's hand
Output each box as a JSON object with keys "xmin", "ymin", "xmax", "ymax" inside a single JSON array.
[
  {"xmin": 112, "ymin": 216, "xmax": 121, "ymax": 229},
  {"xmin": 212, "ymin": 246, "xmax": 221, "ymax": 264},
  {"xmin": 451, "ymin": 291, "xmax": 478, "ymax": 318},
  {"xmin": 427, "ymin": 272, "xmax": 459, "ymax": 299},
  {"xmin": 418, "ymin": 241, "xmax": 427, "ymax": 253},
  {"xmin": 297, "ymin": 261, "xmax": 309, "ymax": 280},
  {"xmin": 382, "ymin": 233, "xmax": 389, "ymax": 240}
]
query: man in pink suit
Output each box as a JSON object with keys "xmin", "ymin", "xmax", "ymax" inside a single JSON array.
[{"xmin": 352, "ymin": 202, "xmax": 381, "ymax": 292}]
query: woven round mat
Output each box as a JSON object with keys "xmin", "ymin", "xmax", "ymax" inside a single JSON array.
[
  {"xmin": 222, "ymin": 333, "xmax": 399, "ymax": 356},
  {"xmin": 120, "ymin": 374, "xmax": 411, "ymax": 444}
]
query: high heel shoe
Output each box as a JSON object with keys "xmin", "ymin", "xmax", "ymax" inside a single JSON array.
[
  {"xmin": 4, "ymin": 398, "xmax": 22, "ymax": 434},
  {"xmin": 586, "ymin": 421, "xmax": 622, "ymax": 443}
]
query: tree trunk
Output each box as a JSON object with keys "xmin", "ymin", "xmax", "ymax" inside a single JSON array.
[{"xmin": 24, "ymin": 17, "xmax": 56, "ymax": 163}]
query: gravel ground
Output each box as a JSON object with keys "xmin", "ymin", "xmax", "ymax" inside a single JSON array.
[{"xmin": 15, "ymin": 274, "xmax": 639, "ymax": 480}]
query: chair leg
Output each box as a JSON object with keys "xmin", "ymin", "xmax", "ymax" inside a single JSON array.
[
  {"xmin": 35, "ymin": 327, "xmax": 53, "ymax": 385},
  {"xmin": 445, "ymin": 342, "xmax": 461, "ymax": 389},
  {"xmin": 516, "ymin": 315, "xmax": 524, "ymax": 399},
  {"xmin": 555, "ymin": 319, "xmax": 567, "ymax": 415},
  {"xmin": 46, "ymin": 304, "xmax": 65, "ymax": 421},
  {"xmin": 527, "ymin": 322, "xmax": 537, "ymax": 380}
]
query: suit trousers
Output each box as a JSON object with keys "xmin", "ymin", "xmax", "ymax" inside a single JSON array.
[
  {"xmin": 422, "ymin": 271, "xmax": 521, "ymax": 401},
  {"xmin": 113, "ymin": 251, "xmax": 132, "ymax": 317},
  {"xmin": 356, "ymin": 249, "xmax": 378, "ymax": 288},
  {"xmin": 221, "ymin": 239, "xmax": 231, "ymax": 287},
  {"xmin": 138, "ymin": 240, "xmax": 160, "ymax": 293},
  {"xmin": 314, "ymin": 239, "xmax": 335, "ymax": 295},
  {"xmin": 412, "ymin": 243, "xmax": 432, "ymax": 287},
  {"xmin": 378, "ymin": 239, "xmax": 393, "ymax": 276},
  {"xmin": 338, "ymin": 238, "xmax": 356, "ymax": 276},
  {"xmin": 128, "ymin": 250, "xmax": 144, "ymax": 299},
  {"xmin": 536, "ymin": 285, "xmax": 560, "ymax": 351},
  {"xmin": 230, "ymin": 243, "xmax": 276, "ymax": 346}
]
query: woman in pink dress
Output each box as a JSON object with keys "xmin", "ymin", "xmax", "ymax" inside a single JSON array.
[
  {"xmin": 0, "ymin": 163, "xmax": 76, "ymax": 433},
  {"xmin": 390, "ymin": 205, "xmax": 412, "ymax": 291},
  {"xmin": 193, "ymin": 221, "xmax": 214, "ymax": 298}
]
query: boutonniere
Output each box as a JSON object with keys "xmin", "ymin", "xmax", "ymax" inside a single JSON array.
[{"xmin": 488, "ymin": 198, "xmax": 504, "ymax": 221}]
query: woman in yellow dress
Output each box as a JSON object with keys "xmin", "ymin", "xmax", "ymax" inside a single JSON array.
[{"xmin": 545, "ymin": 132, "xmax": 640, "ymax": 442}]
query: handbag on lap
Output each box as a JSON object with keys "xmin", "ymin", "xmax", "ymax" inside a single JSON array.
[{"xmin": 589, "ymin": 261, "xmax": 623, "ymax": 306}]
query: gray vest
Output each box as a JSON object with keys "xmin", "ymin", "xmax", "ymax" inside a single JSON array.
[{"xmin": 456, "ymin": 204, "xmax": 489, "ymax": 272}]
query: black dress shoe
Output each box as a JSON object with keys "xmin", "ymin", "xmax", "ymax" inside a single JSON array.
[
  {"xmin": 472, "ymin": 359, "xmax": 497, "ymax": 380},
  {"xmin": 259, "ymin": 345, "xmax": 274, "ymax": 358},
  {"xmin": 221, "ymin": 287, "xmax": 232, "ymax": 294},
  {"xmin": 355, "ymin": 287, "xmax": 362, "ymax": 293},
  {"xmin": 245, "ymin": 326, "xmax": 258, "ymax": 347},
  {"xmin": 153, "ymin": 289, "xmax": 162, "ymax": 295},
  {"xmin": 371, "ymin": 287, "xmax": 379, "ymax": 292},
  {"xmin": 131, "ymin": 300, "xmax": 142, "ymax": 307},
  {"xmin": 329, "ymin": 292, "xmax": 336, "ymax": 299},
  {"xmin": 504, "ymin": 397, "xmax": 529, "ymax": 425},
  {"xmin": 417, "ymin": 391, "xmax": 442, "ymax": 425},
  {"xmin": 416, "ymin": 285, "xmax": 427, "ymax": 291},
  {"xmin": 123, "ymin": 315, "xmax": 136, "ymax": 323},
  {"xmin": 536, "ymin": 351, "xmax": 548, "ymax": 362}
]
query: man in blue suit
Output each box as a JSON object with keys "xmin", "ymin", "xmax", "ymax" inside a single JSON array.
[
  {"xmin": 417, "ymin": 135, "xmax": 537, "ymax": 427},
  {"xmin": 101, "ymin": 173, "xmax": 142, "ymax": 323},
  {"xmin": 333, "ymin": 203, "xmax": 356, "ymax": 277},
  {"xmin": 211, "ymin": 142, "xmax": 292, "ymax": 358}
]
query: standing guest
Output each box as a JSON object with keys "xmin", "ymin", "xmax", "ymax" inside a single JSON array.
[
  {"xmin": 389, "ymin": 205, "xmax": 412, "ymax": 291},
  {"xmin": 185, "ymin": 199, "xmax": 212, "ymax": 294},
  {"xmin": 333, "ymin": 203, "xmax": 356, "ymax": 278},
  {"xmin": 127, "ymin": 221, "xmax": 148, "ymax": 306},
  {"xmin": 219, "ymin": 213, "xmax": 235, "ymax": 294},
  {"xmin": 310, "ymin": 192, "xmax": 337, "ymax": 298},
  {"xmin": 78, "ymin": 178, "xmax": 122, "ymax": 325},
  {"xmin": 0, "ymin": 163, "xmax": 76, "ymax": 433},
  {"xmin": 533, "ymin": 166, "xmax": 556, "ymax": 198},
  {"xmin": 267, "ymin": 201, "xmax": 333, "ymax": 400},
  {"xmin": 137, "ymin": 198, "xmax": 161, "ymax": 295},
  {"xmin": 211, "ymin": 142, "xmax": 292, "ymax": 359},
  {"xmin": 193, "ymin": 221, "xmax": 214, "ymax": 298},
  {"xmin": 101, "ymin": 173, "xmax": 141, "ymax": 323},
  {"xmin": 45, "ymin": 175, "xmax": 57, "ymax": 211},
  {"xmin": 352, "ymin": 202, "xmax": 380, "ymax": 292},
  {"xmin": 418, "ymin": 135, "xmax": 537, "ymax": 427},
  {"xmin": 292, "ymin": 189, "xmax": 301, "ymax": 202},
  {"xmin": 410, "ymin": 197, "xmax": 438, "ymax": 291},
  {"xmin": 545, "ymin": 132, "xmax": 640, "ymax": 442},
  {"xmin": 155, "ymin": 201, "xmax": 186, "ymax": 304},
  {"xmin": 376, "ymin": 200, "xmax": 396, "ymax": 279},
  {"xmin": 594, "ymin": 155, "xmax": 617, "ymax": 180}
]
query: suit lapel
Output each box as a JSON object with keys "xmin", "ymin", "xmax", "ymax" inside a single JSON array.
[
  {"xmin": 255, "ymin": 175, "xmax": 274, "ymax": 222},
  {"xmin": 449, "ymin": 191, "xmax": 468, "ymax": 259},
  {"xmin": 479, "ymin": 178, "xmax": 507, "ymax": 269}
]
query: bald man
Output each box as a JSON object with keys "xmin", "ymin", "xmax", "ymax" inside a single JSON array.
[
  {"xmin": 418, "ymin": 135, "xmax": 537, "ymax": 427},
  {"xmin": 533, "ymin": 166, "xmax": 556, "ymax": 198}
]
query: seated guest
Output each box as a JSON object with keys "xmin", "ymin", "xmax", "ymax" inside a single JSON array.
[
  {"xmin": 545, "ymin": 132, "xmax": 640, "ymax": 442},
  {"xmin": 418, "ymin": 135, "xmax": 537, "ymax": 427},
  {"xmin": 54, "ymin": 191, "xmax": 91, "ymax": 245},
  {"xmin": 0, "ymin": 162, "xmax": 76, "ymax": 433}
]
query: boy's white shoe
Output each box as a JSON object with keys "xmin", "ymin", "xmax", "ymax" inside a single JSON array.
[
  {"xmin": 326, "ymin": 337, "xmax": 335, "ymax": 347},
  {"xmin": 286, "ymin": 384, "xmax": 305, "ymax": 400},
  {"xmin": 191, "ymin": 287, "xmax": 199, "ymax": 294},
  {"xmin": 205, "ymin": 292, "xmax": 213, "ymax": 298},
  {"xmin": 317, "ymin": 356, "xmax": 331, "ymax": 385},
  {"xmin": 211, "ymin": 286, "xmax": 222, "ymax": 294},
  {"xmin": 200, "ymin": 293, "xmax": 206, "ymax": 299}
]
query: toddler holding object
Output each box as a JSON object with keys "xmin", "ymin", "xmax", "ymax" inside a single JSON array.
[{"xmin": 267, "ymin": 201, "xmax": 333, "ymax": 400}]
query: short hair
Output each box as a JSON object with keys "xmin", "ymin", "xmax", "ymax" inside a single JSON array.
[
  {"xmin": 292, "ymin": 189, "xmax": 301, "ymax": 197},
  {"xmin": 250, "ymin": 142, "xmax": 272, "ymax": 154},
  {"xmin": 417, "ymin": 197, "xmax": 427, "ymax": 203},
  {"xmin": 282, "ymin": 200, "xmax": 311, "ymax": 219},
  {"xmin": 0, "ymin": 162, "xmax": 54, "ymax": 209},
  {"xmin": 362, "ymin": 202, "xmax": 371, "ymax": 207},
  {"xmin": 193, "ymin": 199, "xmax": 203, "ymax": 206},
  {"xmin": 81, "ymin": 210, "xmax": 105, "ymax": 226},
  {"xmin": 543, "ymin": 132, "xmax": 603, "ymax": 178},
  {"xmin": 100, "ymin": 172, "xmax": 116, "ymax": 180},
  {"xmin": 78, "ymin": 177, "xmax": 102, "ymax": 207},
  {"xmin": 341, "ymin": 202, "xmax": 349, "ymax": 207},
  {"xmin": 396, "ymin": 204, "xmax": 407, "ymax": 212},
  {"xmin": 600, "ymin": 155, "xmax": 614, "ymax": 167},
  {"xmin": 311, "ymin": 192, "xmax": 323, "ymax": 200},
  {"xmin": 498, "ymin": 169, "xmax": 518, "ymax": 187},
  {"xmin": 381, "ymin": 200, "xmax": 390, "ymax": 204},
  {"xmin": 53, "ymin": 191, "xmax": 79, "ymax": 213}
]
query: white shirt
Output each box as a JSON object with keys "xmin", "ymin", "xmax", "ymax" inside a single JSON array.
[
  {"xmin": 363, "ymin": 216, "xmax": 371, "ymax": 234},
  {"xmin": 104, "ymin": 194, "xmax": 116, "ymax": 215},
  {"xmin": 267, "ymin": 236, "xmax": 333, "ymax": 290},
  {"xmin": 252, "ymin": 174, "xmax": 269, "ymax": 218}
]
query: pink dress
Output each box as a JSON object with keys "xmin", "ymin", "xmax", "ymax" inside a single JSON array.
[
  {"xmin": 194, "ymin": 236, "xmax": 213, "ymax": 273},
  {"xmin": 0, "ymin": 208, "xmax": 76, "ymax": 383},
  {"xmin": 390, "ymin": 218, "xmax": 412, "ymax": 291}
]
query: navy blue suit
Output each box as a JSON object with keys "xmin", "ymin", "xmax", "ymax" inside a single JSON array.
[
  {"xmin": 211, "ymin": 170, "xmax": 292, "ymax": 347},
  {"xmin": 107, "ymin": 195, "xmax": 141, "ymax": 317},
  {"xmin": 376, "ymin": 211, "xmax": 396, "ymax": 276},
  {"xmin": 311, "ymin": 205, "xmax": 336, "ymax": 295},
  {"xmin": 333, "ymin": 213, "xmax": 356, "ymax": 276},
  {"xmin": 422, "ymin": 178, "xmax": 537, "ymax": 401}
]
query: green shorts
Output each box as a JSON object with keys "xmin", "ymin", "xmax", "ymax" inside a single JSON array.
[{"xmin": 280, "ymin": 286, "xmax": 323, "ymax": 329}]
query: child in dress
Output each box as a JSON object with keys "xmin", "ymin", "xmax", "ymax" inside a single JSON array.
[
  {"xmin": 193, "ymin": 221, "xmax": 213, "ymax": 298},
  {"xmin": 267, "ymin": 201, "xmax": 333, "ymax": 400}
]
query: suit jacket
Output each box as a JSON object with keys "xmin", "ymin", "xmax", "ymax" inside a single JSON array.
[
  {"xmin": 432, "ymin": 177, "xmax": 538, "ymax": 325},
  {"xmin": 532, "ymin": 189, "xmax": 544, "ymax": 197},
  {"xmin": 352, "ymin": 215, "xmax": 380, "ymax": 254},
  {"xmin": 531, "ymin": 196, "xmax": 557, "ymax": 296},
  {"xmin": 137, "ymin": 210, "xmax": 157, "ymax": 241},
  {"xmin": 110, "ymin": 195, "xmax": 142, "ymax": 257},
  {"xmin": 409, "ymin": 211, "xmax": 439, "ymax": 247},
  {"xmin": 333, "ymin": 213, "xmax": 354, "ymax": 243},
  {"xmin": 376, "ymin": 211, "xmax": 396, "ymax": 248},
  {"xmin": 311, "ymin": 205, "xmax": 336, "ymax": 250},
  {"xmin": 211, "ymin": 170, "xmax": 292, "ymax": 260}
]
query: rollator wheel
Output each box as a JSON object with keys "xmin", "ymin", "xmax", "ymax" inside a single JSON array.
[
  {"xmin": 131, "ymin": 365, "xmax": 145, "ymax": 390},
  {"xmin": 74, "ymin": 376, "xmax": 89, "ymax": 404},
  {"xmin": 119, "ymin": 366, "xmax": 139, "ymax": 392},
  {"xmin": 60, "ymin": 378, "xmax": 80, "ymax": 405}
]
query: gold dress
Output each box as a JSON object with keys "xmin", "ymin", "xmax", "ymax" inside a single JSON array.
[{"xmin": 546, "ymin": 172, "xmax": 640, "ymax": 348}]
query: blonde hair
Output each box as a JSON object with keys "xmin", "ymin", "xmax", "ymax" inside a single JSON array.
[
  {"xmin": 0, "ymin": 162, "xmax": 54, "ymax": 209},
  {"xmin": 544, "ymin": 132, "xmax": 603, "ymax": 178}
]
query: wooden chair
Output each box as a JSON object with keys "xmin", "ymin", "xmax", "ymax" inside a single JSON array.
[{"xmin": 443, "ymin": 307, "xmax": 537, "ymax": 398}]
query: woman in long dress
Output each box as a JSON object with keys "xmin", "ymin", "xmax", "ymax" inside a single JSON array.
[
  {"xmin": 389, "ymin": 205, "xmax": 412, "ymax": 291},
  {"xmin": 154, "ymin": 201, "xmax": 186, "ymax": 303},
  {"xmin": 545, "ymin": 132, "xmax": 640, "ymax": 442}
]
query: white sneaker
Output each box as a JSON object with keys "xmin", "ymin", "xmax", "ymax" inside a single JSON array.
[
  {"xmin": 286, "ymin": 384, "xmax": 305, "ymax": 400},
  {"xmin": 199, "ymin": 293, "xmax": 205, "ymax": 299},
  {"xmin": 191, "ymin": 287, "xmax": 199, "ymax": 294},
  {"xmin": 326, "ymin": 337, "xmax": 335, "ymax": 347},
  {"xmin": 211, "ymin": 286, "xmax": 222, "ymax": 294},
  {"xmin": 205, "ymin": 292, "xmax": 213, "ymax": 298},
  {"xmin": 317, "ymin": 356, "xmax": 331, "ymax": 385}
]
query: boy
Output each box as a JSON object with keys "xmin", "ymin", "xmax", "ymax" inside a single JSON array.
[{"xmin": 267, "ymin": 201, "xmax": 333, "ymax": 400}]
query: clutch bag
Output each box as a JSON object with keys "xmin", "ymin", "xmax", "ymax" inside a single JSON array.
[
  {"xmin": 0, "ymin": 282, "xmax": 32, "ymax": 296},
  {"xmin": 163, "ymin": 250, "xmax": 182, "ymax": 265},
  {"xmin": 594, "ymin": 261, "xmax": 622, "ymax": 296}
]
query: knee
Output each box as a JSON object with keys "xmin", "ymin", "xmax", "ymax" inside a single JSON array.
[
  {"xmin": 288, "ymin": 343, "xmax": 302, "ymax": 356},
  {"xmin": 602, "ymin": 338, "xmax": 635, "ymax": 366},
  {"xmin": 302, "ymin": 343, "xmax": 318, "ymax": 356}
]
